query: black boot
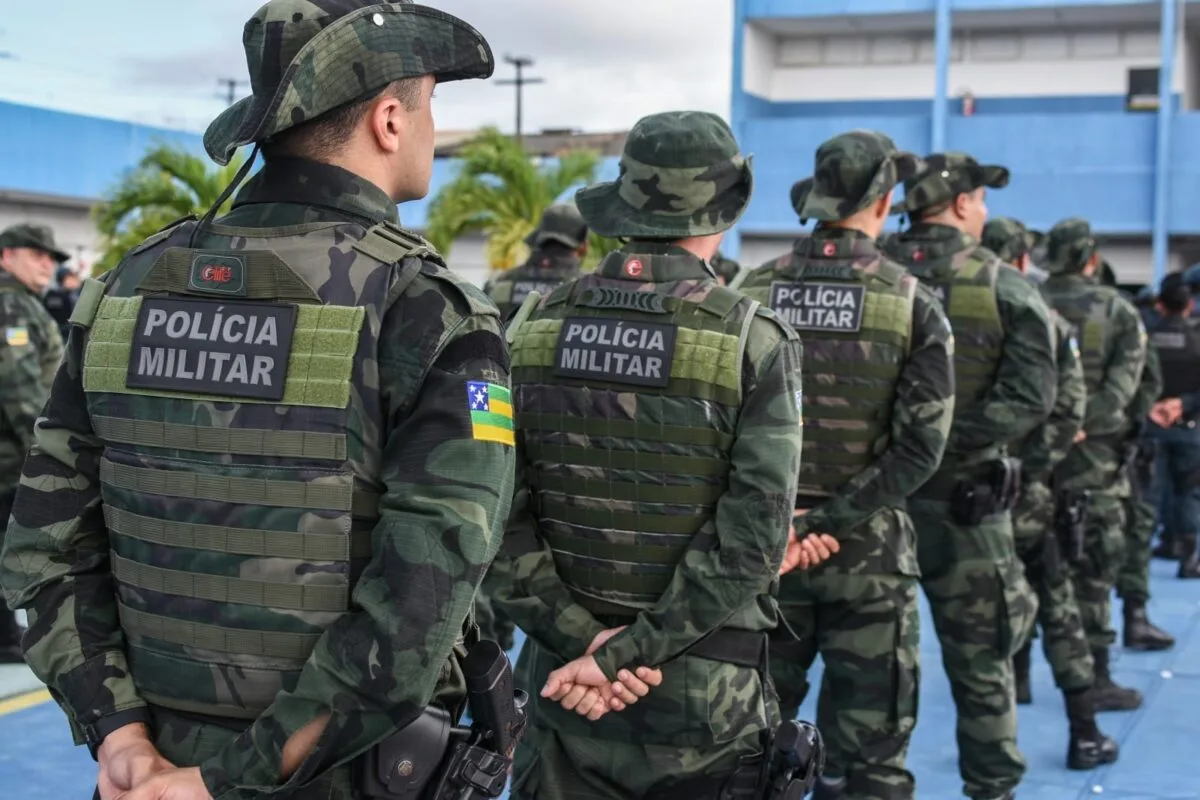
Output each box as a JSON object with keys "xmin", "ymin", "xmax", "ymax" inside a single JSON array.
[
  {"xmin": 1152, "ymin": 537, "xmax": 1181, "ymax": 560},
  {"xmin": 1013, "ymin": 641, "xmax": 1032, "ymax": 705},
  {"xmin": 0, "ymin": 611, "xmax": 24, "ymax": 664},
  {"xmin": 1180, "ymin": 552, "xmax": 1200, "ymax": 579},
  {"xmin": 1091, "ymin": 647, "xmax": 1142, "ymax": 712},
  {"xmin": 1064, "ymin": 688, "xmax": 1119, "ymax": 770},
  {"xmin": 1123, "ymin": 600, "xmax": 1175, "ymax": 651}
]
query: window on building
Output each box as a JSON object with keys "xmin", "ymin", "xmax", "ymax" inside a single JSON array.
[{"xmin": 1127, "ymin": 67, "xmax": 1160, "ymax": 111}]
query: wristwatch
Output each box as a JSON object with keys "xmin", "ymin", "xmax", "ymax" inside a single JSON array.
[{"xmin": 82, "ymin": 707, "xmax": 155, "ymax": 761}]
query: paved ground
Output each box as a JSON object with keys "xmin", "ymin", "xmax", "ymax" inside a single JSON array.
[{"xmin": 1, "ymin": 560, "xmax": 1197, "ymax": 799}]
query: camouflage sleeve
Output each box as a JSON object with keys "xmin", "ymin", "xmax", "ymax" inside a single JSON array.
[
  {"xmin": 797, "ymin": 289, "xmax": 954, "ymax": 537},
  {"xmin": 947, "ymin": 266, "xmax": 1056, "ymax": 455},
  {"xmin": 1126, "ymin": 341, "xmax": 1161, "ymax": 422},
  {"xmin": 591, "ymin": 329, "xmax": 803, "ymax": 678},
  {"xmin": 1084, "ymin": 297, "xmax": 1147, "ymax": 437},
  {"xmin": 0, "ymin": 293, "xmax": 61, "ymax": 458},
  {"xmin": 488, "ymin": 445, "xmax": 608, "ymax": 662},
  {"xmin": 199, "ymin": 280, "xmax": 517, "ymax": 797},
  {"xmin": 0, "ymin": 314, "xmax": 144, "ymax": 738},
  {"xmin": 1042, "ymin": 326, "xmax": 1087, "ymax": 473}
]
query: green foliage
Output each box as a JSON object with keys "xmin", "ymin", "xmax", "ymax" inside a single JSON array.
[
  {"xmin": 426, "ymin": 127, "xmax": 620, "ymax": 270},
  {"xmin": 90, "ymin": 144, "xmax": 245, "ymax": 275}
]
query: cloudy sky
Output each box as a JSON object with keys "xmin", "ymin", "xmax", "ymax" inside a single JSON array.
[{"xmin": 0, "ymin": 0, "xmax": 735, "ymax": 134}]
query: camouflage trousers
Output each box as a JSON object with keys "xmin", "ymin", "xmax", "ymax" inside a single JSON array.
[
  {"xmin": 475, "ymin": 568, "xmax": 516, "ymax": 652},
  {"xmin": 510, "ymin": 726, "xmax": 764, "ymax": 800},
  {"xmin": 1071, "ymin": 493, "xmax": 1126, "ymax": 650},
  {"xmin": 910, "ymin": 496, "xmax": 1035, "ymax": 800},
  {"xmin": 772, "ymin": 573, "xmax": 919, "ymax": 800},
  {"xmin": 1116, "ymin": 492, "xmax": 1156, "ymax": 604},
  {"xmin": 1011, "ymin": 481, "xmax": 1094, "ymax": 692}
]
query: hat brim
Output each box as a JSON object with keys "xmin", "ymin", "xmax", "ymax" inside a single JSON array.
[
  {"xmin": 798, "ymin": 151, "xmax": 920, "ymax": 222},
  {"xmin": 535, "ymin": 231, "xmax": 585, "ymax": 249},
  {"xmin": 983, "ymin": 165, "xmax": 1010, "ymax": 189},
  {"xmin": 0, "ymin": 237, "xmax": 70, "ymax": 263},
  {"xmin": 203, "ymin": 3, "xmax": 494, "ymax": 166},
  {"xmin": 575, "ymin": 160, "xmax": 754, "ymax": 240}
]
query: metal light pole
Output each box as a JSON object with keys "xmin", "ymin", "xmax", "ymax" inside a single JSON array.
[{"xmin": 497, "ymin": 55, "xmax": 544, "ymax": 146}]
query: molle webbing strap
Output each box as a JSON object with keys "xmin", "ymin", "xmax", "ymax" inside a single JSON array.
[
  {"xmin": 524, "ymin": 442, "xmax": 730, "ymax": 477},
  {"xmin": 100, "ymin": 458, "xmax": 380, "ymax": 517},
  {"xmin": 538, "ymin": 498, "xmax": 705, "ymax": 535},
  {"xmin": 534, "ymin": 473, "xmax": 723, "ymax": 504},
  {"xmin": 104, "ymin": 506, "xmax": 372, "ymax": 561},
  {"xmin": 83, "ymin": 297, "xmax": 364, "ymax": 410},
  {"xmin": 544, "ymin": 531, "xmax": 689, "ymax": 565},
  {"xmin": 140, "ymin": 249, "xmax": 323, "ymax": 302},
  {"xmin": 92, "ymin": 416, "xmax": 348, "ymax": 461},
  {"xmin": 118, "ymin": 602, "xmax": 319, "ymax": 661},
  {"xmin": 112, "ymin": 553, "xmax": 348, "ymax": 611},
  {"xmin": 517, "ymin": 412, "xmax": 734, "ymax": 448},
  {"xmin": 354, "ymin": 221, "xmax": 436, "ymax": 265},
  {"xmin": 557, "ymin": 564, "xmax": 673, "ymax": 594}
]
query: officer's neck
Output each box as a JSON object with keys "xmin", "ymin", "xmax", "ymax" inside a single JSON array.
[{"xmin": 668, "ymin": 234, "xmax": 722, "ymax": 263}]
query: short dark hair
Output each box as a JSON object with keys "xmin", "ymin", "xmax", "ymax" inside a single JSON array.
[
  {"xmin": 261, "ymin": 78, "xmax": 425, "ymax": 162},
  {"xmin": 1160, "ymin": 274, "xmax": 1192, "ymax": 314}
]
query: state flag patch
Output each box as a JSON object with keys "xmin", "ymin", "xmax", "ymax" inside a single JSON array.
[{"xmin": 467, "ymin": 381, "xmax": 514, "ymax": 446}]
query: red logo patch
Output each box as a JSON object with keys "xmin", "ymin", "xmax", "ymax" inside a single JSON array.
[
  {"xmin": 822, "ymin": 242, "xmax": 837, "ymax": 257},
  {"xmin": 625, "ymin": 259, "xmax": 644, "ymax": 277},
  {"xmin": 200, "ymin": 264, "xmax": 234, "ymax": 283},
  {"xmin": 912, "ymin": 250, "xmax": 925, "ymax": 261}
]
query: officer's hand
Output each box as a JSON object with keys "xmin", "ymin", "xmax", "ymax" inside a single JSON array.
[
  {"xmin": 1151, "ymin": 398, "xmax": 1184, "ymax": 427},
  {"xmin": 1073, "ymin": 429, "xmax": 1088, "ymax": 443},
  {"xmin": 97, "ymin": 724, "xmax": 175, "ymax": 800},
  {"xmin": 796, "ymin": 534, "xmax": 839, "ymax": 569},
  {"xmin": 114, "ymin": 766, "xmax": 210, "ymax": 800}
]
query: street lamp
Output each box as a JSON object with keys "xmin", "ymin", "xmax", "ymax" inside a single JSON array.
[{"xmin": 496, "ymin": 54, "xmax": 544, "ymax": 146}]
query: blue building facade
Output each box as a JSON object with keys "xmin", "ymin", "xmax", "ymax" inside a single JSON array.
[{"xmin": 729, "ymin": 0, "xmax": 1200, "ymax": 284}]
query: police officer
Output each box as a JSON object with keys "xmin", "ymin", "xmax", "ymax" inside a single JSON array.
[
  {"xmin": 738, "ymin": 130, "xmax": 955, "ymax": 800},
  {"xmin": 492, "ymin": 110, "xmax": 816, "ymax": 799},
  {"xmin": 484, "ymin": 203, "xmax": 589, "ymax": 320},
  {"xmin": 43, "ymin": 264, "xmax": 81, "ymax": 341},
  {"xmin": 884, "ymin": 154, "xmax": 1054, "ymax": 800},
  {"xmin": 981, "ymin": 217, "xmax": 1118, "ymax": 771},
  {"xmin": 0, "ymin": 2, "xmax": 521, "ymax": 799},
  {"xmin": 0, "ymin": 223, "xmax": 66, "ymax": 662},
  {"xmin": 1146, "ymin": 274, "xmax": 1200, "ymax": 579},
  {"xmin": 1040, "ymin": 218, "xmax": 1147, "ymax": 713}
]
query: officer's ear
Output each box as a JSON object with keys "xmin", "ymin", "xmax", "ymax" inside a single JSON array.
[{"xmin": 874, "ymin": 189, "xmax": 894, "ymax": 221}]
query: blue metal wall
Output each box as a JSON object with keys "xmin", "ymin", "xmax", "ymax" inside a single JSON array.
[
  {"xmin": 0, "ymin": 100, "xmax": 622, "ymax": 231},
  {"xmin": 744, "ymin": 0, "xmax": 1189, "ymax": 18}
]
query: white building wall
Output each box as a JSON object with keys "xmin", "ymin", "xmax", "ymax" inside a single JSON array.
[{"xmin": 745, "ymin": 20, "xmax": 1191, "ymax": 103}]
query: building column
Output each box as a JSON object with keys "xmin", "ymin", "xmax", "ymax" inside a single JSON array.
[
  {"xmin": 1152, "ymin": 0, "xmax": 1178, "ymax": 286},
  {"xmin": 726, "ymin": 0, "xmax": 748, "ymax": 260},
  {"xmin": 931, "ymin": 0, "xmax": 953, "ymax": 153}
]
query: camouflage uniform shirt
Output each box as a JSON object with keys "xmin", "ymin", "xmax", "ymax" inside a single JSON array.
[
  {"xmin": 0, "ymin": 270, "xmax": 62, "ymax": 495},
  {"xmin": 0, "ymin": 158, "xmax": 516, "ymax": 797}
]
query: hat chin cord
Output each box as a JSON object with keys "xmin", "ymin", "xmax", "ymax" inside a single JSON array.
[{"xmin": 188, "ymin": 145, "xmax": 262, "ymax": 248}]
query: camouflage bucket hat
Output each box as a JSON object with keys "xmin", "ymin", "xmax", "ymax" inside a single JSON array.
[
  {"xmin": 0, "ymin": 223, "xmax": 69, "ymax": 263},
  {"xmin": 203, "ymin": 0, "xmax": 495, "ymax": 166},
  {"xmin": 981, "ymin": 216, "xmax": 1036, "ymax": 262},
  {"xmin": 525, "ymin": 203, "xmax": 588, "ymax": 249},
  {"xmin": 892, "ymin": 152, "xmax": 1010, "ymax": 215},
  {"xmin": 790, "ymin": 130, "xmax": 922, "ymax": 223},
  {"xmin": 1045, "ymin": 217, "xmax": 1098, "ymax": 275},
  {"xmin": 574, "ymin": 111, "xmax": 753, "ymax": 239}
]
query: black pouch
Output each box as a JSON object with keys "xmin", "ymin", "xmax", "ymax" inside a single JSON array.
[
  {"xmin": 357, "ymin": 707, "xmax": 457, "ymax": 800},
  {"xmin": 1054, "ymin": 489, "xmax": 1090, "ymax": 567}
]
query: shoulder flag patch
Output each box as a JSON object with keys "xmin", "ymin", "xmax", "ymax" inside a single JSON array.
[
  {"xmin": 467, "ymin": 380, "xmax": 514, "ymax": 446},
  {"xmin": 5, "ymin": 326, "xmax": 28, "ymax": 346}
]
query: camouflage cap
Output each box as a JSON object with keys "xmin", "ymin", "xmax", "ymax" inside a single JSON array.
[
  {"xmin": 1044, "ymin": 217, "xmax": 1098, "ymax": 275},
  {"xmin": 525, "ymin": 203, "xmax": 588, "ymax": 249},
  {"xmin": 203, "ymin": 0, "xmax": 494, "ymax": 166},
  {"xmin": 892, "ymin": 152, "xmax": 1010, "ymax": 215},
  {"xmin": 790, "ymin": 130, "xmax": 922, "ymax": 223},
  {"xmin": 574, "ymin": 111, "xmax": 752, "ymax": 240},
  {"xmin": 1182, "ymin": 262, "xmax": 1200, "ymax": 288},
  {"xmin": 981, "ymin": 216, "xmax": 1036, "ymax": 263},
  {"xmin": 0, "ymin": 223, "xmax": 69, "ymax": 263}
]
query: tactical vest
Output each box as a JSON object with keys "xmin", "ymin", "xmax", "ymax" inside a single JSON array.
[
  {"xmin": 508, "ymin": 276, "xmax": 767, "ymax": 616},
  {"xmin": 1152, "ymin": 317, "xmax": 1200, "ymax": 400},
  {"xmin": 488, "ymin": 256, "xmax": 578, "ymax": 318},
  {"xmin": 1041, "ymin": 280, "xmax": 1113, "ymax": 394},
  {"xmin": 73, "ymin": 218, "xmax": 450, "ymax": 720},
  {"xmin": 740, "ymin": 257, "xmax": 917, "ymax": 500},
  {"xmin": 907, "ymin": 254, "xmax": 1004, "ymax": 410}
]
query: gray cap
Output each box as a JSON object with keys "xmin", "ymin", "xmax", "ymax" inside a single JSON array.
[{"xmin": 526, "ymin": 204, "xmax": 588, "ymax": 249}]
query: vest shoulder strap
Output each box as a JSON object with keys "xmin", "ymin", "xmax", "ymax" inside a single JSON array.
[
  {"xmin": 69, "ymin": 276, "xmax": 110, "ymax": 330},
  {"xmin": 506, "ymin": 290, "xmax": 542, "ymax": 345},
  {"xmin": 753, "ymin": 303, "xmax": 798, "ymax": 341},
  {"xmin": 697, "ymin": 285, "xmax": 748, "ymax": 319},
  {"xmin": 544, "ymin": 282, "xmax": 574, "ymax": 308},
  {"xmin": 126, "ymin": 216, "xmax": 198, "ymax": 259},
  {"xmin": 354, "ymin": 221, "xmax": 444, "ymax": 267}
]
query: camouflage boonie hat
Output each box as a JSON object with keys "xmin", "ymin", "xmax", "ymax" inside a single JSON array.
[
  {"xmin": 203, "ymin": 0, "xmax": 494, "ymax": 166},
  {"xmin": 981, "ymin": 217, "xmax": 1036, "ymax": 263},
  {"xmin": 892, "ymin": 152, "xmax": 1010, "ymax": 215},
  {"xmin": 1045, "ymin": 218, "xmax": 1098, "ymax": 275},
  {"xmin": 574, "ymin": 111, "xmax": 753, "ymax": 239},
  {"xmin": 0, "ymin": 223, "xmax": 69, "ymax": 263},
  {"xmin": 526, "ymin": 204, "xmax": 588, "ymax": 249},
  {"xmin": 791, "ymin": 130, "xmax": 922, "ymax": 223}
]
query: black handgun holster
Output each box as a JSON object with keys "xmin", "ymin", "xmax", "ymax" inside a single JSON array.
[
  {"xmin": 950, "ymin": 459, "xmax": 1023, "ymax": 526},
  {"xmin": 358, "ymin": 707, "xmax": 456, "ymax": 800}
]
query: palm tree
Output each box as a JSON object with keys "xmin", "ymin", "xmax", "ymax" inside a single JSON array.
[
  {"xmin": 425, "ymin": 127, "xmax": 620, "ymax": 270},
  {"xmin": 91, "ymin": 144, "xmax": 246, "ymax": 275}
]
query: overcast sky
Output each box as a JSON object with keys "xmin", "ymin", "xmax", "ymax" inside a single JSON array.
[{"xmin": 0, "ymin": 0, "xmax": 735, "ymax": 134}]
